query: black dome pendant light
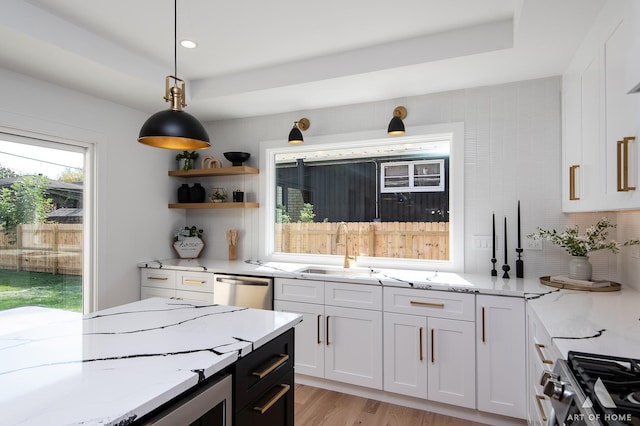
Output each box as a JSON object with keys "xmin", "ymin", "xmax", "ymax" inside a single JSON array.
[{"xmin": 138, "ymin": 0, "xmax": 210, "ymax": 150}]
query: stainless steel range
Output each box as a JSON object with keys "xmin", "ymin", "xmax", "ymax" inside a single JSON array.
[{"xmin": 541, "ymin": 352, "xmax": 640, "ymax": 425}]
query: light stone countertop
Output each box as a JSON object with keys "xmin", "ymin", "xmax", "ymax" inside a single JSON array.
[{"xmin": 0, "ymin": 297, "xmax": 301, "ymax": 426}]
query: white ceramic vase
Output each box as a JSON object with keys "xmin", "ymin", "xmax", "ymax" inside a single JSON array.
[{"xmin": 568, "ymin": 255, "xmax": 592, "ymax": 281}]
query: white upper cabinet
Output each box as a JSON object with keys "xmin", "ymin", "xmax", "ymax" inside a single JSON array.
[{"xmin": 562, "ymin": 0, "xmax": 640, "ymax": 211}]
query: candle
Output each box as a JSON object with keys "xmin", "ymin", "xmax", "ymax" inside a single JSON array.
[
  {"xmin": 517, "ymin": 200, "xmax": 521, "ymax": 248},
  {"xmin": 504, "ymin": 217, "xmax": 508, "ymax": 264},
  {"xmin": 492, "ymin": 213, "xmax": 496, "ymax": 259}
]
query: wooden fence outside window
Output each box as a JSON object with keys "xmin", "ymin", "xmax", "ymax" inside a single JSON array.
[
  {"xmin": 275, "ymin": 222, "xmax": 449, "ymax": 260},
  {"xmin": 0, "ymin": 224, "xmax": 82, "ymax": 275}
]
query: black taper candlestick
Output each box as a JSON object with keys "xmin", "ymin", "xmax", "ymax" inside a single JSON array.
[
  {"xmin": 502, "ymin": 217, "xmax": 510, "ymax": 279},
  {"xmin": 516, "ymin": 248, "xmax": 523, "ymax": 278},
  {"xmin": 516, "ymin": 200, "xmax": 524, "ymax": 278},
  {"xmin": 491, "ymin": 213, "xmax": 497, "ymax": 276}
]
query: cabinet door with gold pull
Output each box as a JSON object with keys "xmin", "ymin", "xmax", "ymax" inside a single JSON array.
[
  {"xmin": 382, "ymin": 312, "xmax": 428, "ymax": 398},
  {"xmin": 426, "ymin": 317, "xmax": 476, "ymax": 409}
]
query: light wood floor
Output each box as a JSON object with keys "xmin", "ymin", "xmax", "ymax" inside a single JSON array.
[{"xmin": 295, "ymin": 384, "xmax": 487, "ymax": 426}]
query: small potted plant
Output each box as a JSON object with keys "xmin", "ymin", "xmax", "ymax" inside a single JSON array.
[
  {"xmin": 209, "ymin": 188, "xmax": 227, "ymax": 203},
  {"xmin": 173, "ymin": 226, "xmax": 205, "ymax": 258},
  {"xmin": 175, "ymin": 151, "xmax": 199, "ymax": 171}
]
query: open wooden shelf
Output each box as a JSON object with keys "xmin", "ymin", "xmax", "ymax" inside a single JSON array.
[
  {"xmin": 168, "ymin": 166, "xmax": 259, "ymax": 177},
  {"xmin": 168, "ymin": 202, "xmax": 259, "ymax": 209}
]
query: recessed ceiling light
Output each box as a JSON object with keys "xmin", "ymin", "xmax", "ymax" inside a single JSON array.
[{"xmin": 180, "ymin": 40, "xmax": 197, "ymax": 49}]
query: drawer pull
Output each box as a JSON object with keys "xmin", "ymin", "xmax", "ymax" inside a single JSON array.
[
  {"xmin": 535, "ymin": 343, "xmax": 554, "ymax": 365},
  {"xmin": 410, "ymin": 301, "xmax": 445, "ymax": 308},
  {"xmin": 183, "ymin": 279, "xmax": 206, "ymax": 284},
  {"xmin": 251, "ymin": 354, "xmax": 289, "ymax": 379},
  {"xmin": 253, "ymin": 384, "xmax": 291, "ymax": 414},
  {"xmin": 317, "ymin": 314, "xmax": 322, "ymax": 344},
  {"xmin": 147, "ymin": 276, "xmax": 169, "ymax": 281},
  {"xmin": 419, "ymin": 327, "xmax": 423, "ymax": 361},
  {"xmin": 535, "ymin": 395, "xmax": 548, "ymax": 422}
]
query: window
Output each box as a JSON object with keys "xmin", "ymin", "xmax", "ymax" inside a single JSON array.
[
  {"xmin": 262, "ymin": 123, "xmax": 464, "ymax": 271},
  {"xmin": 0, "ymin": 135, "xmax": 89, "ymax": 313}
]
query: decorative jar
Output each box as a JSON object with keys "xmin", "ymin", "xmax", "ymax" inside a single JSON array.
[{"xmin": 568, "ymin": 256, "xmax": 592, "ymax": 281}]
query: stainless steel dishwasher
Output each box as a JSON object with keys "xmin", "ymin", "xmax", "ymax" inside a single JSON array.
[{"xmin": 213, "ymin": 274, "xmax": 273, "ymax": 310}]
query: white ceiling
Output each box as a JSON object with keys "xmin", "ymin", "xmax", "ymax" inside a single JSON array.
[{"xmin": 1, "ymin": 0, "xmax": 606, "ymax": 121}]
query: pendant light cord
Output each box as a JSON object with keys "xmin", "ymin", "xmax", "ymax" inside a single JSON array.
[{"xmin": 174, "ymin": 0, "xmax": 177, "ymax": 77}]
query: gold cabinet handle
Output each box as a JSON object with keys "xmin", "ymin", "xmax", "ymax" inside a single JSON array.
[
  {"xmin": 326, "ymin": 316, "xmax": 330, "ymax": 346},
  {"xmin": 618, "ymin": 140, "xmax": 623, "ymax": 191},
  {"xmin": 617, "ymin": 137, "xmax": 636, "ymax": 192},
  {"xmin": 535, "ymin": 343, "xmax": 553, "ymax": 365},
  {"xmin": 410, "ymin": 301, "xmax": 445, "ymax": 308},
  {"xmin": 535, "ymin": 395, "xmax": 548, "ymax": 422},
  {"xmin": 431, "ymin": 328, "xmax": 435, "ymax": 363},
  {"xmin": 183, "ymin": 279, "xmax": 206, "ymax": 284},
  {"xmin": 147, "ymin": 276, "xmax": 169, "ymax": 281},
  {"xmin": 569, "ymin": 165, "xmax": 580, "ymax": 200},
  {"xmin": 251, "ymin": 354, "xmax": 289, "ymax": 379},
  {"xmin": 253, "ymin": 384, "xmax": 291, "ymax": 414},
  {"xmin": 481, "ymin": 307, "xmax": 486, "ymax": 343},
  {"xmin": 419, "ymin": 327, "xmax": 423, "ymax": 361},
  {"xmin": 317, "ymin": 314, "xmax": 322, "ymax": 344}
]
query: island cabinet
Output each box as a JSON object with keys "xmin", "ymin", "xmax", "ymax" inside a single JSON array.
[
  {"xmin": 383, "ymin": 287, "xmax": 476, "ymax": 409},
  {"xmin": 140, "ymin": 268, "xmax": 215, "ymax": 303},
  {"xmin": 475, "ymin": 294, "xmax": 526, "ymax": 419},
  {"xmin": 273, "ymin": 278, "xmax": 383, "ymax": 390},
  {"xmin": 233, "ymin": 328, "xmax": 295, "ymax": 426}
]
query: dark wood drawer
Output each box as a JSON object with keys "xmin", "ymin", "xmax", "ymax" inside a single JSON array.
[
  {"xmin": 235, "ymin": 369, "xmax": 294, "ymax": 426},
  {"xmin": 234, "ymin": 328, "xmax": 294, "ymax": 412}
]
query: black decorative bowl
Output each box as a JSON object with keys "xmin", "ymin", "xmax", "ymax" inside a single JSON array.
[{"xmin": 223, "ymin": 152, "xmax": 251, "ymax": 166}]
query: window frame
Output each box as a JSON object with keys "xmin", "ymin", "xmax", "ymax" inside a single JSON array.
[
  {"xmin": 0, "ymin": 131, "xmax": 95, "ymax": 313},
  {"xmin": 259, "ymin": 123, "xmax": 464, "ymax": 272}
]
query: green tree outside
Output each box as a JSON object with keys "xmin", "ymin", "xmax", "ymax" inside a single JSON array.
[{"xmin": 0, "ymin": 174, "xmax": 54, "ymax": 243}]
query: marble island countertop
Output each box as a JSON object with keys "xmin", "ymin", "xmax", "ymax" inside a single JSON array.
[{"xmin": 0, "ymin": 298, "xmax": 302, "ymax": 425}]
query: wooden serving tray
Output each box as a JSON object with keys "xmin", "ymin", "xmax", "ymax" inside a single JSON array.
[{"xmin": 539, "ymin": 276, "xmax": 621, "ymax": 292}]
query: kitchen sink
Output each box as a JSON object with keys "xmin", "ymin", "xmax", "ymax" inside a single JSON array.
[{"xmin": 296, "ymin": 266, "xmax": 381, "ymax": 277}]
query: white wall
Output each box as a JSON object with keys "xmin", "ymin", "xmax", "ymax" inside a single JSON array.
[
  {"xmin": 4, "ymin": 67, "xmax": 634, "ymax": 307},
  {"xmin": 194, "ymin": 76, "xmax": 640, "ymax": 288},
  {"xmin": 0, "ymin": 67, "xmax": 184, "ymax": 310}
]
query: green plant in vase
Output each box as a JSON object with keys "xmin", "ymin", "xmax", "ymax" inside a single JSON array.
[{"xmin": 175, "ymin": 151, "xmax": 199, "ymax": 170}]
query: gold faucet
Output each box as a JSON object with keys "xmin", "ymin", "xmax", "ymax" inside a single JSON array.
[{"xmin": 336, "ymin": 222, "xmax": 356, "ymax": 268}]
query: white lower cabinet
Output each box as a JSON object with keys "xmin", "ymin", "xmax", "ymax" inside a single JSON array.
[
  {"xmin": 274, "ymin": 278, "xmax": 383, "ymax": 390},
  {"xmin": 273, "ymin": 299, "xmax": 324, "ymax": 377},
  {"xmin": 383, "ymin": 287, "xmax": 476, "ymax": 409},
  {"xmin": 383, "ymin": 312, "xmax": 475, "ymax": 408},
  {"xmin": 526, "ymin": 304, "xmax": 561, "ymax": 425},
  {"xmin": 476, "ymin": 294, "xmax": 526, "ymax": 419},
  {"xmin": 140, "ymin": 268, "xmax": 214, "ymax": 303}
]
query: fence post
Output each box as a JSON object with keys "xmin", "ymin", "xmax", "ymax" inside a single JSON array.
[{"xmin": 53, "ymin": 224, "xmax": 59, "ymax": 275}]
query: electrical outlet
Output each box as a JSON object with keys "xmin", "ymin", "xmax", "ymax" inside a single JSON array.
[
  {"xmin": 473, "ymin": 235, "xmax": 493, "ymax": 250},
  {"xmin": 524, "ymin": 239, "xmax": 543, "ymax": 250},
  {"xmin": 631, "ymin": 245, "xmax": 640, "ymax": 259}
]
